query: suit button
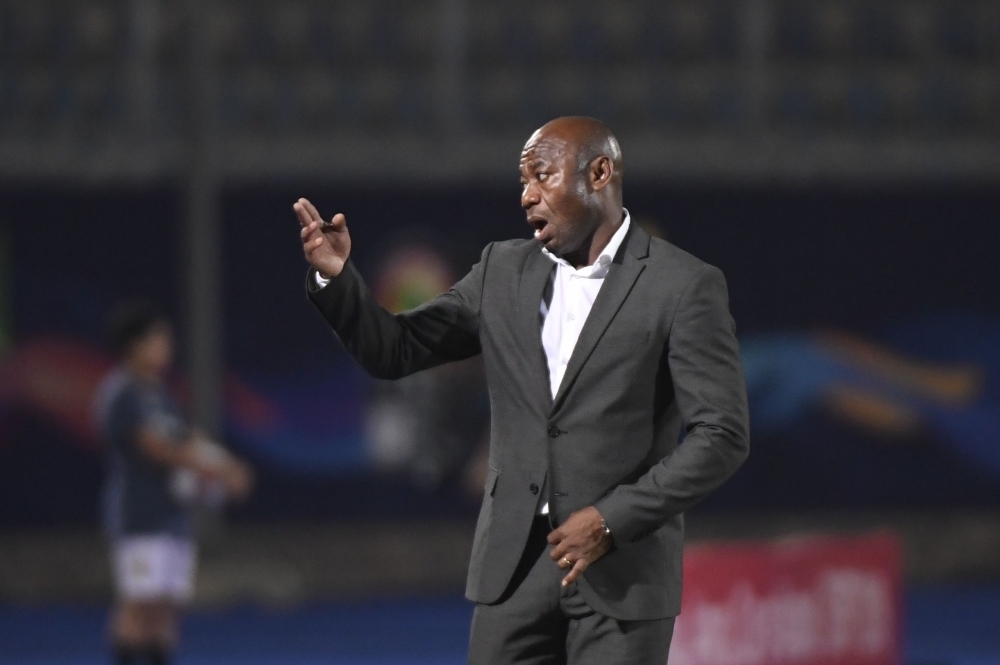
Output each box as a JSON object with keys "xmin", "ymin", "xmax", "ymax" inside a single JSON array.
[
  {"xmin": 548, "ymin": 426, "xmax": 561, "ymax": 438},
  {"xmin": 529, "ymin": 483, "xmax": 539, "ymax": 495}
]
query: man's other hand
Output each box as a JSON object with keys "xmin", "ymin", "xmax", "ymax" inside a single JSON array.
[
  {"xmin": 294, "ymin": 198, "xmax": 351, "ymax": 279},
  {"xmin": 548, "ymin": 506, "xmax": 613, "ymax": 586}
]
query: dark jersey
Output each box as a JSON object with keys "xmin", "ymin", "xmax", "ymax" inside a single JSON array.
[{"xmin": 95, "ymin": 368, "xmax": 192, "ymax": 538}]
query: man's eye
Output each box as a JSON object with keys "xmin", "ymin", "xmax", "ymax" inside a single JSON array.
[{"xmin": 537, "ymin": 172, "xmax": 549, "ymax": 182}]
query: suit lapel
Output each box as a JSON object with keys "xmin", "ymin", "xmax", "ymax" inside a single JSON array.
[
  {"xmin": 551, "ymin": 224, "xmax": 649, "ymax": 412},
  {"xmin": 518, "ymin": 247, "xmax": 556, "ymax": 411}
]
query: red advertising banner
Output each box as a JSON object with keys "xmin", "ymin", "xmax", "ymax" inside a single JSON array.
[{"xmin": 670, "ymin": 532, "xmax": 903, "ymax": 665}]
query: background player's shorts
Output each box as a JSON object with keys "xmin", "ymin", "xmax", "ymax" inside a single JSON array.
[{"xmin": 112, "ymin": 535, "xmax": 196, "ymax": 603}]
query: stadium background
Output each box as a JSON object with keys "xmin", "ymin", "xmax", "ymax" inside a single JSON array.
[{"xmin": 1, "ymin": 1, "xmax": 999, "ymax": 663}]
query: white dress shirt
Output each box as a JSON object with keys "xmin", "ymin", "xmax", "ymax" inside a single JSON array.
[
  {"xmin": 540, "ymin": 210, "xmax": 631, "ymax": 399},
  {"xmin": 314, "ymin": 210, "xmax": 633, "ymax": 515},
  {"xmin": 536, "ymin": 210, "xmax": 631, "ymax": 513}
]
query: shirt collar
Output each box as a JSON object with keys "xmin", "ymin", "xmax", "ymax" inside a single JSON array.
[{"xmin": 542, "ymin": 209, "xmax": 632, "ymax": 277}]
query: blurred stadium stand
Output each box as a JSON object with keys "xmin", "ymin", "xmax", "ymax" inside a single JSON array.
[{"xmin": 1, "ymin": 0, "xmax": 998, "ymax": 180}]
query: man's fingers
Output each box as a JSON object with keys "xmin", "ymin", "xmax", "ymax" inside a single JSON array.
[
  {"xmin": 562, "ymin": 559, "xmax": 588, "ymax": 586},
  {"xmin": 301, "ymin": 221, "xmax": 319, "ymax": 240},
  {"xmin": 293, "ymin": 201, "xmax": 314, "ymax": 228},
  {"xmin": 546, "ymin": 528, "xmax": 564, "ymax": 546},
  {"xmin": 550, "ymin": 539, "xmax": 569, "ymax": 561},
  {"xmin": 302, "ymin": 221, "xmax": 333, "ymax": 251},
  {"xmin": 295, "ymin": 198, "xmax": 346, "ymax": 236},
  {"xmin": 328, "ymin": 212, "xmax": 346, "ymax": 230},
  {"xmin": 303, "ymin": 236, "xmax": 325, "ymax": 261},
  {"xmin": 301, "ymin": 198, "xmax": 323, "ymax": 224}
]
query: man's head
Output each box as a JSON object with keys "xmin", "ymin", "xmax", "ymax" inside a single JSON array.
[
  {"xmin": 519, "ymin": 116, "xmax": 624, "ymax": 262},
  {"xmin": 108, "ymin": 300, "xmax": 173, "ymax": 377}
]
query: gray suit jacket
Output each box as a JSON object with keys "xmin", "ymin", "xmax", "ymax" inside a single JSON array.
[{"xmin": 308, "ymin": 223, "xmax": 749, "ymax": 621}]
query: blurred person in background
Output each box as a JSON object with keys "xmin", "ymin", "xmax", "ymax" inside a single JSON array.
[
  {"xmin": 365, "ymin": 240, "xmax": 490, "ymax": 490},
  {"xmin": 294, "ymin": 116, "xmax": 749, "ymax": 664},
  {"xmin": 93, "ymin": 301, "xmax": 254, "ymax": 665}
]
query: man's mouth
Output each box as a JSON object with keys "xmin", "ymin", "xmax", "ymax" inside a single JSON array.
[{"xmin": 528, "ymin": 216, "xmax": 551, "ymax": 243}]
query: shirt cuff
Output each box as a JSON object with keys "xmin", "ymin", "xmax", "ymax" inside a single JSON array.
[{"xmin": 314, "ymin": 271, "xmax": 331, "ymax": 288}]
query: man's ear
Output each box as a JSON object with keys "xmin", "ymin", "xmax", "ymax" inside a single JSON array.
[{"xmin": 589, "ymin": 156, "xmax": 614, "ymax": 192}]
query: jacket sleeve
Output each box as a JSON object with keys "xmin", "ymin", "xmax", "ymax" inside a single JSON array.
[
  {"xmin": 595, "ymin": 264, "xmax": 750, "ymax": 543},
  {"xmin": 307, "ymin": 243, "xmax": 494, "ymax": 379}
]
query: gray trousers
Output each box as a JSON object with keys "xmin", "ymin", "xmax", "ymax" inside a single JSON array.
[{"xmin": 468, "ymin": 517, "xmax": 675, "ymax": 665}]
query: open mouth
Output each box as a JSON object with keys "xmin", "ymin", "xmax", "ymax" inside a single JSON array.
[{"xmin": 528, "ymin": 216, "xmax": 550, "ymax": 242}]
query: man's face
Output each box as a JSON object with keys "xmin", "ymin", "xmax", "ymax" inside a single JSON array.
[
  {"xmin": 519, "ymin": 130, "xmax": 596, "ymax": 257},
  {"xmin": 133, "ymin": 325, "xmax": 174, "ymax": 376}
]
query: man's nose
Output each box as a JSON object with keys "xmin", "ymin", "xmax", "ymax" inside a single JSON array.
[{"xmin": 521, "ymin": 183, "xmax": 540, "ymax": 209}]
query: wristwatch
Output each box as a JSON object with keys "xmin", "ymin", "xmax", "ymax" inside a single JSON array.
[{"xmin": 600, "ymin": 518, "xmax": 614, "ymax": 543}]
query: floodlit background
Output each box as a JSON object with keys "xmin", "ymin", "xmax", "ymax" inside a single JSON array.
[{"xmin": 1, "ymin": 1, "xmax": 999, "ymax": 663}]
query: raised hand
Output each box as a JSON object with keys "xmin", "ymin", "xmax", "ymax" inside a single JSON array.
[{"xmin": 294, "ymin": 197, "xmax": 351, "ymax": 279}]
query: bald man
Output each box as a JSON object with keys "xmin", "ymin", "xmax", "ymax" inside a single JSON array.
[{"xmin": 295, "ymin": 117, "xmax": 749, "ymax": 664}]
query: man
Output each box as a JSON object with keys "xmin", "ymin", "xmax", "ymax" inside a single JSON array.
[
  {"xmin": 295, "ymin": 117, "xmax": 749, "ymax": 664},
  {"xmin": 94, "ymin": 301, "xmax": 253, "ymax": 665}
]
